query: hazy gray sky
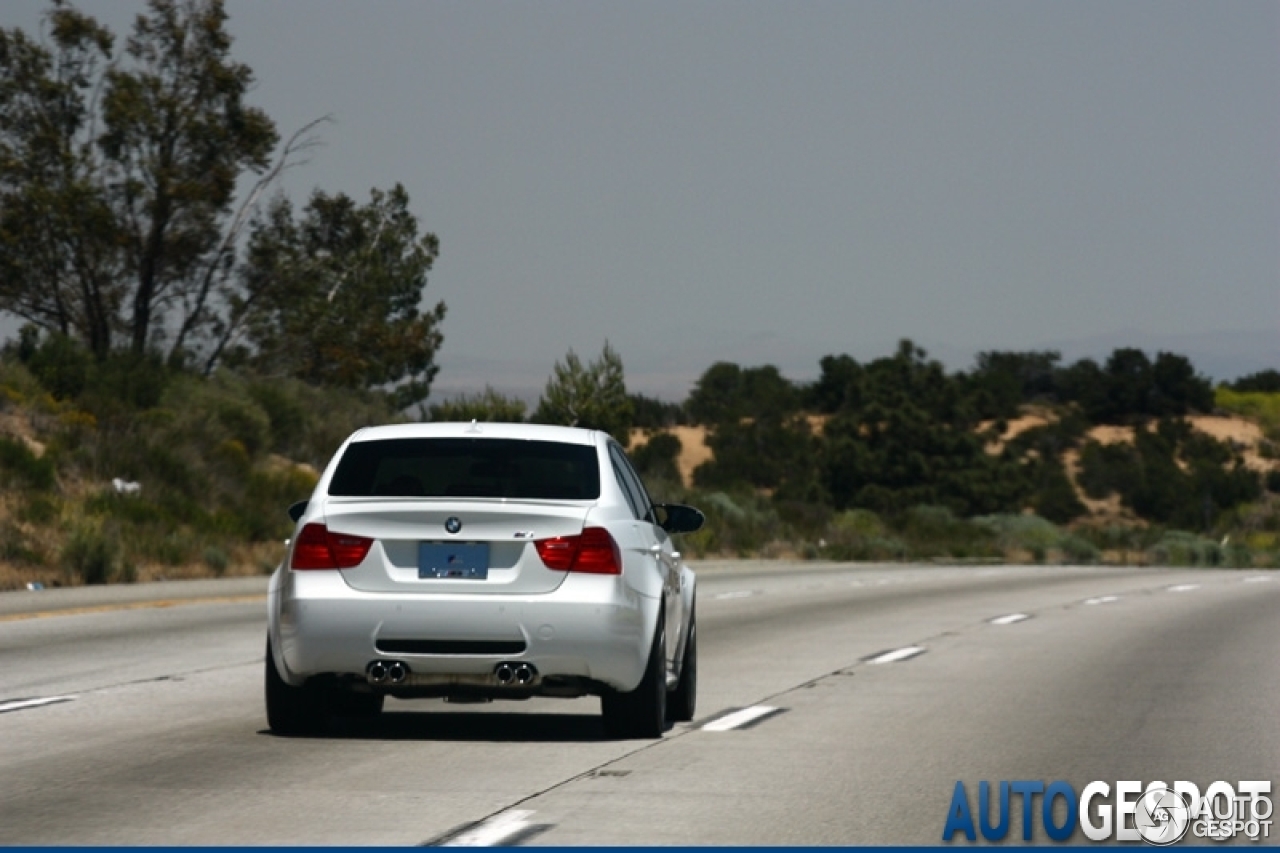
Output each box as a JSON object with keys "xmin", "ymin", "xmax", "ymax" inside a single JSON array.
[{"xmin": 3, "ymin": 1, "xmax": 1277, "ymax": 399}]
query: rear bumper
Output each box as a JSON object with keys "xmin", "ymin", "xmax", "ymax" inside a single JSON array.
[{"xmin": 268, "ymin": 568, "xmax": 656, "ymax": 693}]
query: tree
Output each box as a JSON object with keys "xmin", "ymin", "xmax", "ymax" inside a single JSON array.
[
  {"xmin": 807, "ymin": 354, "xmax": 864, "ymax": 414},
  {"xmin": 815, "ymin": 341, "xmax": 1027, "ymax": 516},
  {"xmin": 694, "ymin": 412, "xmax": 821, "ymax": 496},
  {"xmin": 532, "ymin": 342, "xmax": 633, "ymax": 443},
  {"xmin": 1056, "ymin": 349, "xmax": 1213, "ymax": 423},
  {"xmin": 0, "ymin": 0, "xmax": 279, "ymax": 359},
  {"xmin": 629, "ymin": 393, "xmax": 686, "ymax": 429},
  {"xmin": 966, "ymin": 350, "xmax": 1062, "ymax": 419},
  {"xmin": 428, "ymin": 387, "xmax": 526, "ymax": 423},
  {"xmin": 686, "ymin": 362, "xmax": 800, "ymax": 425},
  {"xmin": 629, "ymin": 432, "xmax": 682, "ymax": 485},
  {"xmin": 1229, "ymin": 369, "xmax": 1280, "ymax": 393},
  {"xmin": 1149, "ymin": 352, "xmax": 1213, "ymax": 416},
  {"xmin": 1077, "ymin": 419, "xmax": 1260, "ymax": 530},
  {"xmin": 225, "ymin": 185, "xmax": 446, "ymax": 409}
]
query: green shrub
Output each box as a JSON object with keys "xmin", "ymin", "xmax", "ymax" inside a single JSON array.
[
  {"xmin": 248, "ymin": 380, "xmax": 308, "ymax": 454},
  {"xmin": 1077, "ymin": 424, "xmax": 1261, "ymax": 530},
  {"xmin": 1030, "ymin": 460, "xmax": 1088, "ymax": 524},
  {"xmin": 1215, "ymin": 387, "xmax": 1280, "ymax": 442},
  {"xmin": 679, "ymin": 489, "xmax": 788, "ymax": 557},
  {"xmin": 83, "ymin": 351, "xmax": 170, "ymax": 411},
  {"xmin": 17, "ymin": 494, "xmax": 60, "ymax": 525},
  {"xmin": 973, "ymin": 513, "xmax": 1060, "ymax": 550},
  {"xmin": 1058, "ymin": 534, "xmax": 1100, "ymax": 564},
  {"xmin": 1223, "ymin": 542, "xmax": 1253, "ymax": 568},
  {"xmin": 203, "ymin": 546, "xmax": 230, "ymax": 575},
  {"xmin": 630, "ymin": 432, "xmax": 682, "ymax": 483},
  {"xmin": 0, "ymin": 436, "xmax": 55, "ymax": 490},
  {"xmin": 428, "ymin": 386, "xmax": 527, "ymax": 424},
  {"xmin": 1146, "ymin": 530, "xmax": 1221, "ymax": 567},
  {"xmin": 831, "ymin": 508, "xmax": 886, "ymax": 538},
  {"xmin": 61, "ymin": 522, "xmax": 122, "ymax": 585},
  {"xmin": 27, "ymin": 334, "xmax": 91, "ymax": 400},
  {"xmin": 822, "ymin": 535, "xmax": 908, "ymax": 562}
]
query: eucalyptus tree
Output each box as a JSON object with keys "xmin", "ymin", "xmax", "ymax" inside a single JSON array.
[{"xmin": 0, "ymin": 0, "xmax": 278, "ymax": 358}]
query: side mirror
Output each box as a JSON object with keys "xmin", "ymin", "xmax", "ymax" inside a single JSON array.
[
  {"xmin": 654, "ymin": 503, "xmax": 705, "ymax": 535},
  {"xmin": 287, "ymin": 500, "xmax": 308, "ymax": 523}
]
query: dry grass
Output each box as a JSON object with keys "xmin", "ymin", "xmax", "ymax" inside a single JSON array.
[
  {"xmin": 1187, "ymin": 415, "xmax": 1273, "ymax": 472},
  {"xmin": 631, "ymin": 425, "xmax": 712, "ymax": 487},
  {"xmin": 0, "ymin": 541, "xmax": 283, "ymax": 591},
  {"xmin": 1061, "ymin": 447, "xmax": 1145, "ymax": 526},
  {"xmin": 980, "ymin": 409, "xmax": 1054, "ymax": 454}
]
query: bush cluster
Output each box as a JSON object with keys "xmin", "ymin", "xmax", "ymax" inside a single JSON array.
[{"xmin": 0, "ymin": 335, "xmax": 403, "ymax": 586}]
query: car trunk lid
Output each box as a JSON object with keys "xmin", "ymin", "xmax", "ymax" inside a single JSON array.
[{"xmin": 321, "ymin": 498, "xmax": 590, "ymax": 594}]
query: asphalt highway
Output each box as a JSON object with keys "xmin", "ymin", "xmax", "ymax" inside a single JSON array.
[{"xmin": 1, "ymin": 562, "xmax": 1276, "ymax": 845}]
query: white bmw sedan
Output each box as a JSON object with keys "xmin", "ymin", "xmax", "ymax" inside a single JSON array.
[{"xmin": 266, "ymin": 422, "xmax": 703, "ymax": 739}]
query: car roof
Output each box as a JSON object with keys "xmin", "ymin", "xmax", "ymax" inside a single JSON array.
[{"xmin": 345, "ymin": 422, "xmax": 602, "ymax": 446}]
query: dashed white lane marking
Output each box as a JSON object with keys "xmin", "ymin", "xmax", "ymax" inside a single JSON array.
[
  {"xmin": 1168, "ymin": 584, "xmax": 1201, "ymax": 592},
  {"xmin": 440, "ymin": 810, "xmax": 537, "ymax": 847},
  {"xmin": 702, "ymin": 705, "xmax": 781, "ymax": 732},
  {"xmin": 1084, "ymin": 595, "xmax": 1120, "ymax": 605},
  {"xmin": 0, "ymin": 696, "xmax": 76, "ymax": 714},
  {"xmin": 867, "ymin": 646, "xmax": 926, "ymax": 664},
  {"xmin": 714, "ymin": 590, "xmax": 757, "ymax": 600},
  {"xmin": 990, "ymin": 613, "xmax": 1030, "ymax": 625},
  {"xmin": 1243, "ymin": 576, "xmax": 1273, "ymax": 583}
]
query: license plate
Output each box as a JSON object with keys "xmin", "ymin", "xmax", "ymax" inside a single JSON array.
[{"xmin": 418, "ymin": 542, "xmax": 489, "ymax": 579}]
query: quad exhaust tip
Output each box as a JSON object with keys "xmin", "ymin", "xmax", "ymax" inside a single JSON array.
[
  {"xmin": 367, "ymin": 660, "xmax": 533, "ymax": 687},
  {"xmin": 366, "ymin": 660, "xmax": 410, "ymax": 685}
]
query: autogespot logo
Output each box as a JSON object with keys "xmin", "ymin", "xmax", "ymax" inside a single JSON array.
[
  {"xmin": 942, "ymin": 780, "xmax": 1273, "ymax": 844},
  {"xmin": 1133, "ymin": 786, "xmax": 1192, "ymax": 846}
]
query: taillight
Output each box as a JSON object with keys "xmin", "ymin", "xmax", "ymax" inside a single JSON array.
[
  {"xmin": 535, "ymin": 527, "xmax": 621, "ymax": 575},
  {"xmin": 290, "ymin": 522, "xmax": 374, "ymax": 570}
]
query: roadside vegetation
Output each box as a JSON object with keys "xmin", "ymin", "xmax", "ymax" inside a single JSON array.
[
  {"xmin": 3, "ymin": 333, "xmax": 1279, "ymax": 591},
  {"xmin": 0, "ymin": 1, "xmax": 1277, "ymax": 589},
  {"xmin": 616, "ymin": 349, "xmax": 1280, "ymax": 571}
]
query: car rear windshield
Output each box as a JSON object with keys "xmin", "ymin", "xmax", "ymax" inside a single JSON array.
[{"xmin": 328, "ymin": 438, "xmax": 600, "ymax": 500}]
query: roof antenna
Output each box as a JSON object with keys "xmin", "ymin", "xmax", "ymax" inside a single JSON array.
[{"xmin": 466, "ymin": 419, "xmax": 482, "ymax": 434}]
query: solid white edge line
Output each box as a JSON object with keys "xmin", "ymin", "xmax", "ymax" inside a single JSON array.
[
  {"xmin": 0, "ymin": 696, "xmax": 76, "ymax": 713},
  {"xmin": 1243, "ymin": 576, "xmax": 1273, "ymax": 583},
  {"xmin": 714, "ymin": 590, "xmax": 756, "ymax": 600},
  {"xmin": 1084, "ymin": 595, "xmax": 1120, "ymax": 605},
  {"xmin": 702, "ymin": 705, "xmax": 779, "ymax": 732},
  {"xmin": 990, "ymin": 613, "xmax": 1030, "ymax": 625},
  {"xmin": 1168, "ymin": 584, "xmax": 1200, "ymax": 592},
  {"xmin": 440, "ymin": 810, "xmax": 536, "ymax": 847},
  {"xmin": 868, "ymin": 646, "xmax": 926, "ymax": 664}
]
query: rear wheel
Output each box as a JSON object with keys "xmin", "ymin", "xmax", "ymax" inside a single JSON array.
[
  {"xmin": 666, "ymin": 609, "xmax": 696, "ymax": 723},
  {"xmin": 328, "ymin": 689, "xmax": 384, "ymax": 719},
  {"xmin": 601, "ymin": 615, "xmax": 667, "ymax": 739},
  {"xmin": 264, "ymin": 638, "xmax": 327, "ymax": 735}
]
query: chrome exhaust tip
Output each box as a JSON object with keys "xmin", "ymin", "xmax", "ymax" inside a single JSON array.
[
  {"xmin": 494, "ymin": 663, "xmax": 515, "ymax": 685},
  {"xmin": 513, "ymin": 663, "xmax": 536, "ymax": 685},
  {"xmin": 387, "ymin": 661, "xmax": 409, "ymax": 685},
  {"xmin": 367, "ymin": 661, "xmax": 389, "ymax": 685}
]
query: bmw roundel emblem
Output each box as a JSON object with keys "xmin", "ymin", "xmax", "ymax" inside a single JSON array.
[{"xmin": 444, "ymin": 516, "xmax": 462, "ymax": 535}]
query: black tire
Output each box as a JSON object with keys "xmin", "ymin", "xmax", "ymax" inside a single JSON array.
[
  {"xmin": 264, "ymin": 637, "xmax": 327, "ymax": 735},
  {"xmin": 328, "ymin": 689, "xmax": 384, "ymax": 719},
  {"xmin": 666, "ymin": 609, "xmax": 696, "ymax": 723},
  {"xmin": 601, "ymin": 614, "xmax": 667, "ymax": 739}
]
